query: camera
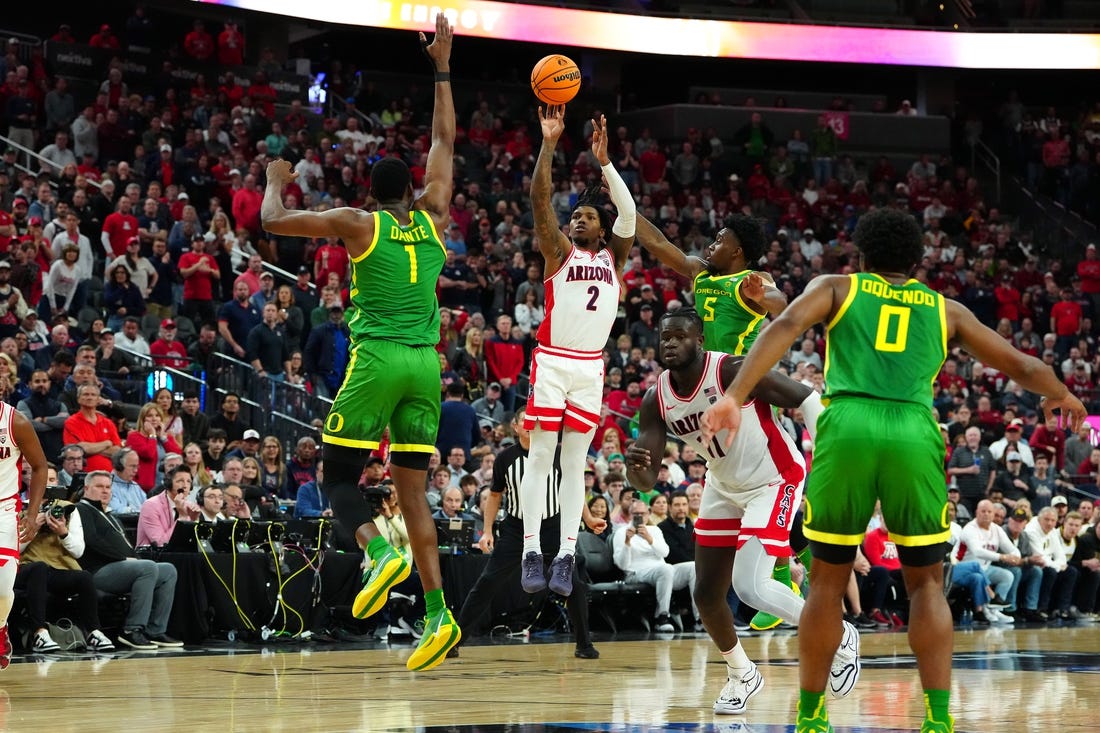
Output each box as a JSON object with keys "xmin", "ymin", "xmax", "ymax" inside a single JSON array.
[{"xmin": 39, "ymin": 496, "xmax": 76, "ymax": 530}]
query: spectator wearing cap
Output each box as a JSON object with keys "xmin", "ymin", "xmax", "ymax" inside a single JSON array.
[
  {"xmin": 226, "ymin": 428, "xmax": 262, "ymax": 462},
  {"xmin": 248, "ymin": 270, "xmax": 276, "ymax": 314},
  {"xmin": 107, "ymin": 235, "xmax": 158, "ymax": 299},
  {"xmin": 1001, "ymin": 506, "xmax": 1046, "ymax": 622},
  {"xmin": 178, "ymin": 233, "xmax": 221, "ymax": 325},
  {"xmin": 292, "ymin": 265, "xmax": 319, "ymax": 315},
  {"xmin": 990, "ymin": 418, "xmax": 1035, "ymax": 468},
  {"xmin": 303, "ymin": 300, "xmax": 350, "ymax": 399},
  {"xmin": 149, "ymin": 319, "xmax": 188, "ymax": 370},
  {"xmin": 89, "ymin": 24, "xmax": 119, "ymax": 49},
  {"xmin": 0, "ymin": 258, "xmax": 30, "ymax": 338},
  {"xmin": 677, "ymin": 457, "xmax": 708, "ymax": 492},
  {"xmin": 994, "ymin": 451, "xmax": 1034, "ymax": 511}
]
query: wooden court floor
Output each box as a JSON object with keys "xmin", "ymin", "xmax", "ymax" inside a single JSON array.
[{"xmin": 0, "ymin": 625, "xmax": 1097, "ymax": 732}]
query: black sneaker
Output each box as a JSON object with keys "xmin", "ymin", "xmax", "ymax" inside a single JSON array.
[
  {"xmin": 147, "ymin": 633, "xmax": 184, "ymax": 648},
  {"xmin": 116, "ymin": 629, "xmax": 157, "ymax": 650},
  {"xmin": 851, "ymin": 613, "xmax": 879, "ymax": 629},
  {"xmin": 654, "ymin": 614, "xmax": 675, "ymax": 633},
  {"xmin": 547, "ymin": 554, "xmax": 575, "ymax": 596},
  {"xmin": 574, "ymin": 644, "xmax": 600, "ymax": 659}
]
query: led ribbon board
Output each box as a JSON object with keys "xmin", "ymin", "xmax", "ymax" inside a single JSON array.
[{"xmin": 194, "ymin": 0, "xmax": 1100, "ymax": 68}]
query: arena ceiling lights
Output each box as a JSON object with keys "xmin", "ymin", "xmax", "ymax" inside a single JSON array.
[{"xmin": 195, "ymin": 0, "xmax": 1100, "ymax": 69}]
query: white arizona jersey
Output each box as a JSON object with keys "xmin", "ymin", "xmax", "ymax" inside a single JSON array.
[
  {"xmin": 0, "ymin": 402, "xmax": 21, "ymax": 501},
  {"xmin": 656, "ymin": 351, "xmax": 805, "ymax": 491},
  {"xmin": 537, "ymin": 246, "xmax": 621, "ymax": 353}
]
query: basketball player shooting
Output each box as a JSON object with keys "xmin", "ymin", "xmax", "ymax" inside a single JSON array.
[{"xmin": 519, "ymin": 107, "xmax": 635, "ymax": 596}]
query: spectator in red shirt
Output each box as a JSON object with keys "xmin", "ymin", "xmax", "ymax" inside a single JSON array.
[
  {"xmin": 100, "ymin": 197, "xmax": 140, "ymax": 259},
  {"xmin": 231, "ymin": 174, "xmax": 263, "ymax": 238},
  {"xmin": 936, "ymin": 358, "xmax": 968, "ymax": 395},
  {"xmin": 862, "ymin": 521, "xmax": 906, "ymax": 626},
  {"xmin": 183, "ymin": 19, "xmax": 214, "ymax": 63},
  {"xmin": 1029, "ymin": 414, "xmax": 1068, "ymax": 470},
  {"xmin": 248, "ymin": 72, "xmax": 278, "ymax": 120},
  {"xmin": 178, "ymin": 236, "xmax": 220, "ymax": 326},
  {"xmin": 219, "ymin": 73, "xmax": 245, "ymax": 110},
  {"xmin": 88, "ymin": 25, "xmax": 120, "ymax": 49},
  {"xmin": 314, "ymin": 237, "xmax": 349, "ymax": 287},
  {"xmin": 606, "ymin": 379, "xmax": 643, "ymax": 425},
  {"xmin": 994, "ymin": 275, "xmax": 1022, "ymax": 327},
  {"xmin": 639, "ymin": 145, "xmax": 667, "ymax": 195},
  {"xmin": 217, "ymin": 20, "xmax": 245, "ymax": 67},
  {"xmin": 484, "ymin": 314, "xmax": 524, "ymax": 413},
  {"xmin": 1065, "ymin": 362, "xmax": 1094, "ymax": 404},
  {"xmin": 1076, "ymin": 243, "xmax": 1100, "ymax": 314},
  {"xmin": 149, "ymin": 319, "xmax": 189, "ymax": 369},
  {"xmin": 1051, "ymin": 286, "xmax": 1083, "ymax": 358},
  {"xmin": 63, "ymin": 383, "xmax": 122, "ymax": 472}
]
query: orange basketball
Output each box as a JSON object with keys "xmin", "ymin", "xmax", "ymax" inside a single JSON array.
[{"xmin": 531, "ymin": 54, "xmax": 581, "ymax": 106}]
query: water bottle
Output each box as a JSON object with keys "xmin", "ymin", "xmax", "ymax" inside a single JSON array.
[{"xmin": 961, "ymin": 608, "xmax": 973, "ymax": 627}]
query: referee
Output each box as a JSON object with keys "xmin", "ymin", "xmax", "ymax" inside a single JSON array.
[{"xmin": 454, "ymin": 406, "xmax": 600, "ymax": 659}]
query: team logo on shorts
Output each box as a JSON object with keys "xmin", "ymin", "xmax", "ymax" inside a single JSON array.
[{"xmin": 776, "ymin": 484, "xmax": 796, "ymax": 528}]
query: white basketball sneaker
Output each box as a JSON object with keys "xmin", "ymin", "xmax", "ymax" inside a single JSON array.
[
  {"xmin": 828, "ymin": 620, "xmax": 862, "ymax": 698},
  {"xmin": 713, "ymin": 661, "xmax": 764, "ymax": 715}
]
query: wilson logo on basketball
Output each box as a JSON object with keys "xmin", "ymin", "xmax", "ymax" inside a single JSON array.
[{"xmin": 553, "ymin": 71, "xmax": 581, "ymax": 82}]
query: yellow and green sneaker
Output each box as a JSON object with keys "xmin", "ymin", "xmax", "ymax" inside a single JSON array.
[
  {"xmin": 352, "ymin": 545, "xmax": 410, "ymax": 619},
  {"xmin": 795, "ymin": 709, "xmax": 834, "ymax": 733},
  {"xmin": 750, "ymin": 580, "xmax": 803, "ymax": 630},
  {"xmin": 920, "ymin": 717, "xmax": 955, "ymax": 733},
  {"xmin": 406, "ymin": 609, "xmax": 461, "ymax": 671}
]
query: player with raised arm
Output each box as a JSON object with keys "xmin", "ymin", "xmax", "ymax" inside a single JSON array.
[
  {"xmin": 626, "ymin": 307, "xmax": 859, "ymax": 716},
  {"xmin": 635, "ymin": 215, "xmax": 786, "ymax": 356},
  {"xmin": 636, "ymin": 214, "xmax": 803, "ymax": 631},
  {"xmin": 519, "ymin": 108, "xmax": 635, "ymax": 596},
  {"xmin": 260, "ymin": 13, "xmax": 460, "ymax": 671},
  {"xmin": 702, "ymin": 208, "xmax": 1088, "ymax": 733}
]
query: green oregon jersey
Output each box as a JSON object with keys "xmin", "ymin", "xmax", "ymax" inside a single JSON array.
[
  {"xmin": 693, "ymin": 270, "xmax": 765, "ymax": 355},
  {"xmin": 348, "ymin": 209, "xmax": 446, "ymax": 346},
  {"xmin": 824, "ymin": 273, "xmax": 948, "ymax": 406}
]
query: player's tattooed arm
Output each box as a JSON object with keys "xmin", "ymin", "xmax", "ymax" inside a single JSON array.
[{"xmin": 531, "ymin": 105, "xmax": 572, "ymax": 274}]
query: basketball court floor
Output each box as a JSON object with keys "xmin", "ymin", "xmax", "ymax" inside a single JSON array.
[{"xmin": 0, "ymin": 625, "xmax": 1096, "ymax": 732}]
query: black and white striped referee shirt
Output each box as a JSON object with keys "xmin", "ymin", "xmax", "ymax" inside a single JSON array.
[{"xmin": 492, "ymin": 442, "xmax": 562, "ymax": 520}]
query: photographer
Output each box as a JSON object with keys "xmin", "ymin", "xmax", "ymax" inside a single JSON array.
[{"xmin": 17, "ymin": 483, "xmax": 116, "ymax": 653}]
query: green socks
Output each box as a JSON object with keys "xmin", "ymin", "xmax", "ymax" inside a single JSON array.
[
  {"xmin": 924, "ymin": 689, "xmax": 951, "ymax": 724},
  {"xmin": 797, "ymin": 689, "xmax": 826, "ymax": 720},
  {"xmin": 366, "ymin": 535, "xmax": 390, "ymax": 562},
  {"xmin": 425, "ymin": 588, "xmax": 446, "ymax": 617}
]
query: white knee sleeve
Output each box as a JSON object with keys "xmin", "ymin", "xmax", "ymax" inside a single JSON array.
[{"xmin": 732, "ymin": 537, "xmax": 805, "ymax": 624}]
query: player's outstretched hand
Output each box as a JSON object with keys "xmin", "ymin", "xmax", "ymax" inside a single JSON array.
[
  {"xmin": 266, "ymin": 159, "xmax": 297, "ymax": 186},
  {"xmin": 538, "ymin": 105, "xmax": 566, "ymax": 143},
  {"xmin": 590, "ymin": 114, "xmax": 609, "ymax": 166},
  {"xmin": 420, "ymin": 12, "xmax": 454, "ymax": 69},
  {"xmin": 701, "ymin": 395, "xmax": 742, "ymax": 449},
  {"xmin": 1041, "ymin": 393, "xmax": 1088, "ymax": 433},
  {"xmin": 626, "ymin": 444, "xmax": 651, "ymax": 471}
]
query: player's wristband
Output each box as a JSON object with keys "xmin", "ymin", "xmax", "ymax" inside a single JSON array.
[{"xmin": 434, "ymin": 72, "xmax": 451, "ymax": 82}]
